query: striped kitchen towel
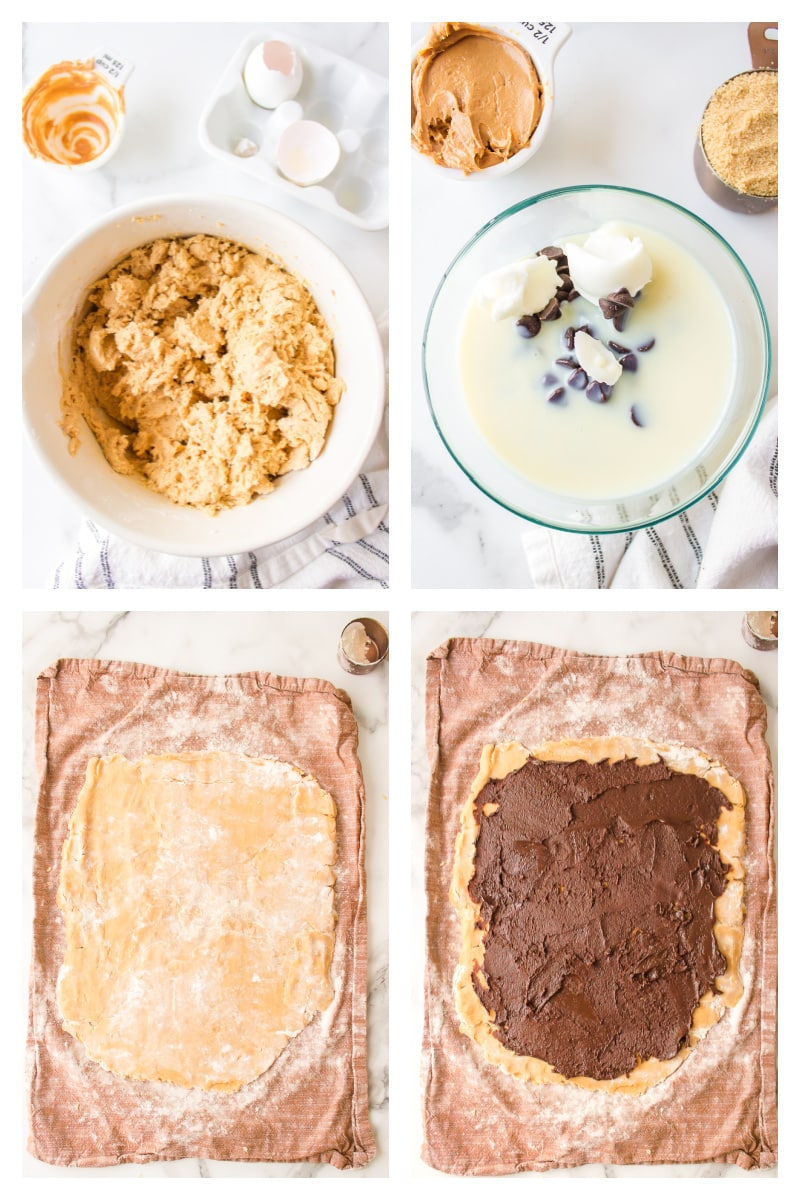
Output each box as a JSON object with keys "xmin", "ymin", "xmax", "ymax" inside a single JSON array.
[
  {"xmin": 51, "ymin": 460, "xmax": 388, "ymax": 591},
  {"xmin": 522, "ymin": 398, "xmax": 777, "ymax": 590}
]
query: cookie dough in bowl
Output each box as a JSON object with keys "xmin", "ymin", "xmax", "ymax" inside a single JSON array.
[
  {"xmin": 61, "ymin": 233, "xmax": 343, "ymax": 513},
  {"xmin": 23, "ymin": 194, "xmax": 384, "ymax": 557}
]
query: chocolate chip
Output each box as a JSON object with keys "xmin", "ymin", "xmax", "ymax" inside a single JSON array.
[
  {"xmin": 555, "ymin": 356, "xmax": 578, "ymax": 368},
  {"xmin": 586, "ymin": 381, "xmax": 608, "ymax": 403},
  {"xmin": 516, "ymin": 314, "xmax": 541, "ymax": 338},
  {"xmin": 557, "ymin": 262, "xmax": 572, "ymax": 277},
  {"xmin": 541, "ymin": 372, "xmax": 559, "ymax": 388},
  {"xmin": 563, "ymin": 326, "xmax": 575, "ymax": 350},
  {"xmin": 598, "ymin": 297, "xmax": 617, "ymax": 320},
  {"xmin": 630, "ymin": 403, "xmax": 645, "ymax": 427},
  {"xmin": 567, "ymin": 368, "xmax": 588, "ymax": 390},
  {"xmin": 539, "ymin": 298, "xmax": 561, "ymax": 321},
  {"xmin": 567, "ymin": 288, "xmax": 579, "ymax": 301},
  {"xmin": 637, "ymin": 337, "xmax": 656, "ymax": 352},
  {"xmin": 538, "ymin": 245, "xmax": 563, "ymax": 260},
  {"xmin": 619, "ymin": 352, "xmax": 637, "ymax": 372},
  {"xmin": 609, "ymin": 341, "xmax": 630, "ymax": 354},
  {"xmin": 576, "ymin": 323, "xmax": 593, "ymax": 336},
  {"xmin": 547, "ymin": 386, "xmax": 565, "ymax": 404},
  {"xmin": 600, "ymin": 382, "xmax": 613, "ymax": 398},
  {"xmin": 600, "ymin": 289, "xmax": 635, "ymax": 327}
]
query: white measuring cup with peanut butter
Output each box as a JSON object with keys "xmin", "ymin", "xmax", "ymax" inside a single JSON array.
[
  {"xmin": 411, "ymin": 21, "xmax": 571, "ymax": 178},
  {"xmin": 22, "ymin": 53, "xmax": 134, "ymax": 170}
]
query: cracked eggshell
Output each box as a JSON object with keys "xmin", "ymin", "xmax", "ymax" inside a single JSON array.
[
  {"xmin": 243, "ymin": 40, "xmax": 303, "ymax": 109},
  {"xmin": 276, "ymin": 120, "xmax": 340, "ymax": 187}
]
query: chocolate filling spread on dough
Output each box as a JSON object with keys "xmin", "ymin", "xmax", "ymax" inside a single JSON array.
[{"xmin": 468, "ymin": 756, "xmax": 732, "ymax": 1081}]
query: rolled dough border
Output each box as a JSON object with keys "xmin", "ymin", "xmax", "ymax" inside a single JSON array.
[{"xmin": 450, "ymin": 736, "xmax": 746, "ymax": 1096}]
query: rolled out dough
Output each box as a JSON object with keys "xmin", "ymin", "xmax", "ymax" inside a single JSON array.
[{"xmin": 56, "ymin": 751, "xmax": 337, "ymax": 1092}]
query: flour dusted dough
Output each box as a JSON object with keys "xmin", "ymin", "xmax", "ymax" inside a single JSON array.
[
  {"xmin": 450, "ymin": 738, "xmax": 746, "ymax": 1095},
  {"xmin": 60, "ymin": 235, "xmax": 343, "ymax": 512},
  {"xmin": 56, "ymin": 751, "xmax": 337, "ymax": 1092}
]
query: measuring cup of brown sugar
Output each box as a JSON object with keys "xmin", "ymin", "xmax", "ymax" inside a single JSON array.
[
  {"xmin": 694, "ymin": 23, "xmax": 777, "ymax": 213},
  {"xmin": 22, "ymin": 53, "xmax": 134, "ymax": 170}
]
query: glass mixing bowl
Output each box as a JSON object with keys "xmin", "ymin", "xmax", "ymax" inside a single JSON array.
[{"xmin": 422, "ymin": 185, "xmax": 771, "ymax": 534}]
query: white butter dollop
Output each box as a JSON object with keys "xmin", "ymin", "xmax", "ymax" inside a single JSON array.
[
  {"xmin": 476, "ymin": 255, "xmax": 560, "ymax": 322},
  {"xmin": 562, "ymin": 223, "xmax": 652, "ymax": 305},
  {"xmin": 574, "ymin": 330, "xmax": 622, "ymax": 386}
]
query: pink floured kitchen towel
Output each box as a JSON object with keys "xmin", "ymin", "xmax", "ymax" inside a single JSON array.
[
  {"xmin": 422, "ymin": 638, "xmax": 776, "ymax": 1175},
  {"xmin": 28, "ymin": 658, "xmax": 375, "ymax": 1169}
]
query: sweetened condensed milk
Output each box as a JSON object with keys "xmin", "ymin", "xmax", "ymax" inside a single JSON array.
[{"xmin": 460, "ymin": 222, "xmax": 735, "ymax": 500}]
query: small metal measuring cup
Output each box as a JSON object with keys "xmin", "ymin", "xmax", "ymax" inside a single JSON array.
[
  {"xmin": 337, "ymin": 618, "xmax": 389, "ymax": 675},
  {"xmin": 742, "ymin": 611, "xmax": 778, "ymax": 651},
  {"xmin": 694, "ymin": 23, "xmax": 778, "ymax": 213}
]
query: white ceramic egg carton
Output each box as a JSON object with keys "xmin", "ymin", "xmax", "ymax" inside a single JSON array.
[{"xmin": 198, "ymin": 30, "xmax": 388, "ymax": 231}]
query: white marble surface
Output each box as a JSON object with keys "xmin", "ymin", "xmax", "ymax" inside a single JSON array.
[
  {"xmin": 22, "ymin": 610, "xmax": 388, "ymax": 1177},
  {"xmin": 411, "ymin": 22, "xmax": 778, "ymax": 588},
  {"xmin": 410, "ymin": 610, "xmax": 778, "ymax": 1177},
  {"xmin": 21, "ymin": 21, "xmax": 388, "ymax": 588}
]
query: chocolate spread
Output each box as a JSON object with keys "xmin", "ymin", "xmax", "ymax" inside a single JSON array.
[{"xmin": 469, "ymin": 756, "xmax": 731, "ymax": 1080}]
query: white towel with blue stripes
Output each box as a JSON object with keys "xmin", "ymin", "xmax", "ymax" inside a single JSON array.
[
  {"xmin": 52, "ymin": 463, "xmax": 388, "ymax": 590},
  {"xmin": 521, "ymin": 398, "xmax": 777, "ymax": 590}
]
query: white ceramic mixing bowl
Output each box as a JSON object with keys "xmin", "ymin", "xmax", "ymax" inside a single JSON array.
[{"xmin": 23, "ymin": 193, "xmax": 384, "ymax": 557}]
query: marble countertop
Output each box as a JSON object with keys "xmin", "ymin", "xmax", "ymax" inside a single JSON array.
[
  {"xmin": 22, "ymin": 610, "xmax": 388, "ymax": 1177},
  {"xmin": 22, "ymin": 21, "xmax": 388, "ymax": 588},
  {"xmin": 411, "ymin": 22, "xmax": 778, "ymax": 588},
  {"xmin": 410, "ymin": 609, "xmax": 777, "ymax": 1177}
]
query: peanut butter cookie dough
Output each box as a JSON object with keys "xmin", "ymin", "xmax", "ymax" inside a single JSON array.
[
  {"xmin": 411, "ymin": 23, "xmax": 543, "ymax": 174},
  {"xmin": 60, "ymin": 234, "xmax": 343, "ymax": 512},
  {"xmin": 451, "ymin": 738, "xmax": 746, "ymax": 1095}
]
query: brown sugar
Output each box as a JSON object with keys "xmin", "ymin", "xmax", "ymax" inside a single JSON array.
[{"xmin": 701, "ymin": 70, "xmax": 778, "ymax": 197}]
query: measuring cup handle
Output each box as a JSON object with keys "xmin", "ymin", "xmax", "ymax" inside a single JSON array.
[
  {"xmin": 748, "ymin": 22, "xmax": 778, "ymax": 70},
  {"xmin": 94, "ymin": 52, "xmax": 135, "ymax": 90},
  {"xmin": 517, "ymin": 21, "xmax": 572, "ymax": 69}
]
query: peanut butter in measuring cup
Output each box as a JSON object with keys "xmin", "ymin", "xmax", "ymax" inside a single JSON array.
[{"xmin": 22, "ymin": 52, "xmax": 133, "ymax": 169}]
